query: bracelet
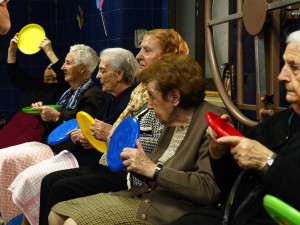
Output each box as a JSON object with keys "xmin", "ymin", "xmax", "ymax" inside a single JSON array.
[{"xmin": 153, "ymin": 164, "xmax": 163, "ymax": 181}]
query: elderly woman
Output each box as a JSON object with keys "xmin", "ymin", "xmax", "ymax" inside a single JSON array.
[
  {"xmin": 38, "ymin": 28, "xmax": 189, "ymax": 225},
  {"xmin": 8, "ymin": 48, "xmax": 139, "ymax": 225},
  {"xmin": 48, "ymin": 53, "xmax": 228, "ymax": 225},
  {"xmin": 0, "ymin": 44, "xmax": 103, "ymax": 224}
]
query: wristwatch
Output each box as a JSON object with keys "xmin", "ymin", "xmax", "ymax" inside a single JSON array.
[
  {"xmin": 153, "ymin": 164, "xmax": 163, "ymax": 181},
  {"xmin": 263, "ymin": 153, "xmax": 277, "ymax": 173}
]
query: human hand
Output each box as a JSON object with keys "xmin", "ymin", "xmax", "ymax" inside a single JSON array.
[
  {"xmin": 39, "ymin": 37, "xmax": 58, "ymax": 63},
  {"xmin": 31, "ymin": 103, "xmax": 60, "ymax": 122},
  {"xmin": 121, "ymin": 139, "xmax": 156, "ymax": 178},
  {"xmin": 217, "ymin": 136, "xmax": 274, "ymax": 171},
  {"xmin": 206, "ymin": 114, "xmax": 231, "ymax": 159},
  {"xmin": 66, "ymin": 129, "xmax": 82, "ymax": 144},
  {"xmin": 39, "ymin": 37, "xmax": 53, "ymax": 54},
  {"xmin": 31, "ymin": 101, "xmax": 43, "ymax": 107},
  {"xmin": 7, "ymin": 34, "xmax": 18, "ymax": 63},
  {"xmin": 78, "ymin": 134, "xmax": 93, "ymax": 149},
  {"xmin": 8, "ymin": 33, "xmax": 18, "ymax": 51},
  {"xmin": 66, "ymin": 128, "xmax": 93, "ymax": 148},
  {"xmin": 90, "ymin": 119, "xmax": 112, "ymax": 141}
]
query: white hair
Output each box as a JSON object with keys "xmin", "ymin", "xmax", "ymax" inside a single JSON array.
[
  {"xmin": 100, "ymin": 48, "xmax": 139, "ymax": 85},
  {"xmin": 286, "ymin": 30, "xmax": 300, "ymax": 44},
  {"xmin": 69, "ymin": 44, "xmax": 99, "ymax": 78}
]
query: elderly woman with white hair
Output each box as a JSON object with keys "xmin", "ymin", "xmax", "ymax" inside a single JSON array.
[{"xmin": 0, "ymin": 44, "xmax": 104, "ymax": 224}]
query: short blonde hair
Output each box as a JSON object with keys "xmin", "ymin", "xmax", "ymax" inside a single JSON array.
[{"xmin": 143, "ymin": 29, "xmax": 189, "ymax": 55}]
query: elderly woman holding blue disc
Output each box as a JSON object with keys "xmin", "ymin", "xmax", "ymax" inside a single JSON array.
[{"xmin": 48, "ymin": 53, "xmax": 229, "ymax": 225}]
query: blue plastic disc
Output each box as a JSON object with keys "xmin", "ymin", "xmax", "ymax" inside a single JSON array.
[
  {"xmin": 107, "ymin": 117, "xmax": 140, "ymax": 172},
  {"xmin": 47, "ymin": 119, "xmax": 79, "ymax": 145}
]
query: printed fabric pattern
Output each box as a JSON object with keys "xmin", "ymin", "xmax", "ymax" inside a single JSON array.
[{"xmin": 56, "ymin": 79, "xmax": 93, "ymax": 110}]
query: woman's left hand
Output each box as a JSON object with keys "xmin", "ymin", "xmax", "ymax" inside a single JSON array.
[{"xmin": 121, "ymin": 139, "xmax": 156, "ymax": 178}]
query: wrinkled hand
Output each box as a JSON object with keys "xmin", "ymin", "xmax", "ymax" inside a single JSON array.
[
  {"xmin": 121, "ymin": 139, "xmax": 156, "ymax": 178},
  {"xmin": 66, "ymin": 129, "xmax": 82, "ymax": 144},
  {"xmin": 79, "ymin": 135, "xmax": 93, "ymax": 149},
  {"xmin": 39, "ymin": 37, "xmax": 53, "ymax": 53},
  {"xmin": 66, "ymin": 129, "xmax": 93, "ymax": 149},
  {"xmin": 31, "ymin": 102, "xmax": 60, "ymax": 122},
  {"xmin": 206, "ymin": 114, "xmax": 231, "ymax": 159},
  {"xmin": 90, "ymin": 119, "xmax": 112, "ymax": 141},
  {"xmin": 217, "ymin": 136, "xmax": 274, "ymax": 171}
]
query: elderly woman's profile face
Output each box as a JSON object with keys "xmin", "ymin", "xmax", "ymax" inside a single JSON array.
[
  {"xmin": 61, "ymin": 52, "xmax": 82, "ymax": 83},
  {"xmin": 96, "ymin": 56, "xmax": 120, "ymax": 95},
  {"xmin": 136, "ymin": 35, "xmax": 163, "ymax": 71},
  {"xmin": 278, "ymin": 42, "xmax": 300, "ymax": 109},
  {"xmin": 146, "ymin": 81, "xmax": 175, "ymax": 125}
]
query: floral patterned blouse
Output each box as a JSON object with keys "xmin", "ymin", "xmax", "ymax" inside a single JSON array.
[{"xmin": 113, "ymin": 83, "xmax": 149, "ymax": 127}]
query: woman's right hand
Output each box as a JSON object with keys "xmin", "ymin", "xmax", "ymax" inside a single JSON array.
[
  {"xmin": 31, "ymin": 102, "xmax": 60, "ymax": 122},
  {"xmin": 121, "ymin": 139, "xmax": 156, "ymax": 178}
]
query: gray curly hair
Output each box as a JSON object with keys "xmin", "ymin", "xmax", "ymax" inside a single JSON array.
[{"xmin": 70, "ymin": 44, "xmax": 99, "ymax": 78}]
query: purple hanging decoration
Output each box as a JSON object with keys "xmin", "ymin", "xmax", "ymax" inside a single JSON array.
[{"xmin": 96, "ymin": 0, "xmax": 107, "ymax": 36}]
